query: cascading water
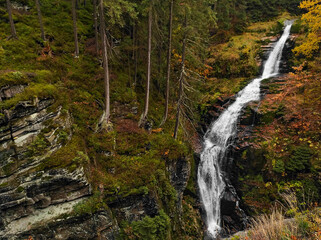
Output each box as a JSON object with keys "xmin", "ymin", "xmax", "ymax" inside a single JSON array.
[{"xmin": 197, "ymin": 22, "xmax": 293, "ymax": 239}]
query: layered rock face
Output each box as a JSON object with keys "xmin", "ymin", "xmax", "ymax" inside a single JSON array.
[{"xmin": 0, "ymin": 87, "xmax": 114, "ymax": 239}]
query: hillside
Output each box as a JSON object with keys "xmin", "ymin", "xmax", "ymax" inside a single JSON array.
[{"xmin": 0, "ymin": 0, "xmax": 320, "ymax": 239}]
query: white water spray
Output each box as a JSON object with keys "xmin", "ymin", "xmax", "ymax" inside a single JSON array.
[{"xmin": 197, "ymin": 23, "xmax": 292, "ymax": 238}]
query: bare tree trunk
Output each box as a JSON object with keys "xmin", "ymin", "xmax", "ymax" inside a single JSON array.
[
  {"xmin": 6, "ymin": 0, "xmax": 17, "ymax": 39},
  {"xmin": 173, "ymin": 14, "xmax": 187, "ymax": 139},
  {"xmin": 72, "ymin": 0, "xmax": 79, "ymax": 58},
  {"xmin": 141, "ymin": 1, "xmax": 152, "ymax": 121},
  {"xmin": 161, "ymin": 0, "xmax": 174, "ymax": 126},
  {"xmin": 99, "ymin": 0, "xmax": 111, "ymax": 124},
  {"xmin": 35, "ymin": 0, "xmax": 45, "ymax": 40},
  {"xmin": 133, "ymin": 22, "xmax": 138, "ymax": 86},
  {"xmin": 93, "ymin": 0, "xmax": 99, "ymax": 55}
]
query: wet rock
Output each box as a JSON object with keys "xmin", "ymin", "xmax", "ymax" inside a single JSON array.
[
  {"xmin": 199, "ymin": 95, "xmax": 237, "ymax": 134},
  {"xmin": 167, "ymin": 157, "xmax": 191, "ymax": 210},
  {"xmin": 239, "ymin": 103, "xmax": 261, "ymax": 126},
  {"xmin": 221, "ymin": 185, "xmax": 248, "ymax": 235},
  {"xmin": 109, "ymin": 194, "xmax": 158, "ymax": 222}
]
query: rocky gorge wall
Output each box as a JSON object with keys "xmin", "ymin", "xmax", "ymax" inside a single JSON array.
[{"xmin": 0, "ymin": 82, "xmax": 193, "ymax": 239}]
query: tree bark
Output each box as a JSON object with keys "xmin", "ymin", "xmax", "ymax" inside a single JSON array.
[
  {"xmin": 161, "ymin": 0, "xmax": 174, "ymax": 126},
  {"xmin": 99, "ymin": 0, "xmax": 111, "ymax": 124},
  {"xmin": 141, "ymin": 1, "xmax": 152, "ymax": 121},
  {"xmin": 6, "ymin": 0, "xmax": 17, "ymax": 39},
  {"xmin": 35, "ymin": 0, "xmax": 45, "ymax": 40},
  {"xmin": 133, "ymin": 22, "xmax": 138, "ymax": 86},
  {"xmin": 93, "ymin": 0, "xmax": 99, "ymax": 55},
  {"xmin": 72, "ymin": 0, "xmax": 79, "ymax": 58},
  {"xmin": 173, "ymin": 13, "xmax": 187, "ymax": 139}
]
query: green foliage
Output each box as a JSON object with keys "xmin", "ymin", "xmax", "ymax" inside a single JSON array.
[
  {"xmin": 273, "ymin": 159, "xmax": 285, "ymax": 174},
  {"xmin": 152, "ymin": 169, "xmax": 177, "ymax": 211},
  {"xmin": 57, "ymin": 129, "xmax": 69, "ymax": 145},
  {"xmin": 1, "ymin": 161, "xmax": 16, "ymax": 176},
  {"xmin": 286, "ymin": 146, "xmax": 312, "ymax": 173},
  {"xmin": 87, "ymin": 131, "xmax": 116, "ymax": 153},
  {"xmin": 120, "ymin": 210, "xmax": 171, "ymax": 240},
  {"xmin": 297, "ymin": 217, "xmax": 311, "ymax": 237},
  {"xmin": 0, "ymin": 83, "xmax": 58, "ymax": 110},
  {"xmin": 245, "ymin": 0, "xmax": 301, "ymax": 22},
  {"xmin": 0, "ymin": 71, "xmax": 28, "ymax": 88},
  {"xmin": 68, "ymin": 151, "xmax": 90, "ymax": 172},
  {"xmin": 27, "ymin": 135, "xmax": 50, "ymax": 156},
  {"xmin": 73, "ymin": 191, "xmax": 107, "ymax": 216},
  {"xmin": 208, "ymin": 32, "xmax": 260, "ymax": 78},
  {"xmin": 37, "ymin": 135, "xmax": 86, "ymax": 171},
  {"xmin": 150, "ymin": 134, "xmax": 190, "ymax": 161},
  {"xmin": 297, "ymin": 179, "xmax": 320, "ymax": 204},
  {"xmin": 291, "ymin": 20, "xmax": 303, "ymax": 34}
]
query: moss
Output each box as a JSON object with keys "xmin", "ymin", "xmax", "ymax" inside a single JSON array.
[
  {"xmin": 149, "ymin": 134, "xmax": 190, "ymax": 161},
  {"xmin": 116, "ymin": 131, "xmax": 149, "ymax": 155},
  {"xmin": 16, "ymin": 186, "xmax": 25, "ymax": 193},
  {"xmin": 37, "ymin": 135, "xmax": 86, "ymax": 171},
  {"xmin": 0, "ymin": 182, "xmax": 9, "ymax": 189},
  {"xmin": 68, "ymin": 151, "xmax": 90, "ymax": 172},
  {"xmin": 152, "ymin": 169, "xmax": 177, "ymax": 211},
  {"xmin": 0, "ymin": 83, "xmax": 58, "ymax": 110},
  {"xmin": 2, "ymin": 161, "xmax": 16, "ymax": 176},
  {"xmin": 0, "ymin": 71, "xmax": 28, "ymax": 88}
]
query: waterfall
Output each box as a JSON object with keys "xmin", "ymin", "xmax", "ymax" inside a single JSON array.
[{"xmin": 197, "ymin": 23, "xmax": 293, "ymax": 239}]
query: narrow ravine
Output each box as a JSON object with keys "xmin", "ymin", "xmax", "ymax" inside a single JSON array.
[{"xmin": 197, "ymin": 22, "xmax": 293, "ymax": 239}]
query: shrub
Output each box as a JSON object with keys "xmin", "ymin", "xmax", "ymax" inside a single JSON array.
[
  {"xmin": 121, "ymin": 210, "xmax": 171, "ymax": 240},
  {"xmin": 286, "ymin": 146, "xmax": 312, "ymax": 174}
]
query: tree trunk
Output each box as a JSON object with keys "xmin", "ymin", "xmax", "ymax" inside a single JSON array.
[
  {"xmin": 35, "ymin": 0, "xmax": 45, "ymax": 40},
  {"xmin": 173, "ymin": 14, "xmax": 187, "ymax": 139},
  {"xmin": 93, "ymin": 0, "xmax": 99, "ymax": 55},
  {"xmin": 133, "ymin": 22, "xmax": 138, "ymax": 86},
  {"xmin": 161, "ymin": 0, "xmax": 174, "ymax": 126},
  {"xmin": 72, "ymin": 0, "xmax": 79, "ymax": 58},
  {"xmin": 6, "ymin": 0, "xmax": 17, "ymax": 39},
  {"xmin": 99, "ymin": 0, "xmax": 111, "ymax": 124},
  {"xmin": 141, "ymin": 1, "xmax": 152, "ymax": 121}
]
